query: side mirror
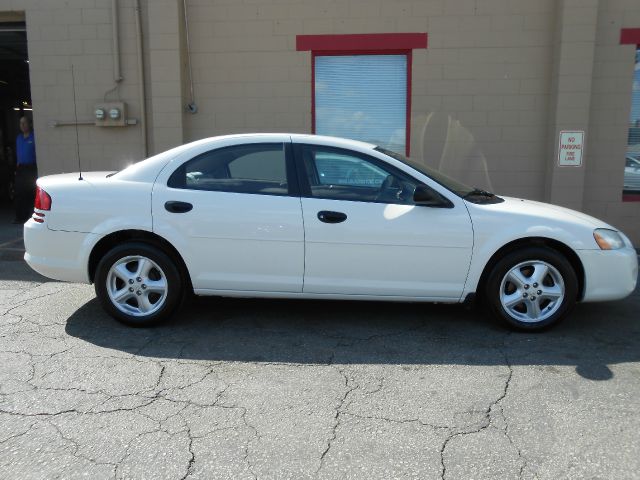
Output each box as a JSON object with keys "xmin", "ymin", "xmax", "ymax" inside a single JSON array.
[{"xmin": 413, "ymin": 184, "xmax": 453, "ymax": 208}]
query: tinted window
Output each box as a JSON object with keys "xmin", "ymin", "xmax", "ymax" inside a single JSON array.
[
  {"xmin": 375, "ymin": 146, "xmax": 475, "ymax": 197},
  {"xmin": 314, "ymin": 152, "xmax": 388, "ymax": 187},
  {"xmin": 301, "ymin": 146, "xmax": 417, "ymax": 204},
  {"xmin": 169, "ymin": 143, "xmax": 288, "ymax": 195}
]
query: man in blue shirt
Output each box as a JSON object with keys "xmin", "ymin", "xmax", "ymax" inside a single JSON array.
[{"xmin": 14, "ymin": 116, "xmax": 38, "ymax": 223}]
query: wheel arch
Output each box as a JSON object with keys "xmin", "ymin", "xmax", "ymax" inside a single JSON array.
[
  {"xmin": 88, "ymin": 229, "xmax": 193, "ymax": 293},
  {"xmin": 476, "ymin": 237, "xmax": 585, "ymax": 301}
]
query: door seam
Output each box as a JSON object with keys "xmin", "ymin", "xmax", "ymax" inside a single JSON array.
[{"xmin": 299, "ymin": 196, "xmax": 306, "ymax": 294}]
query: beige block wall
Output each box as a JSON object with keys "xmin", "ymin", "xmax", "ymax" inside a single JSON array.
[
  {"xmin": 585, "ymin": 0, "xmax": 640, "ymax": 242},
  {"xmin": 1, "ymin": 0, "xmax": 147, "ymax": 174},
  {"xmin": 0, "ymin": 0, "xmax": 639, "ymax": 243},
  {"xmin": 184, "ymin": 0, "xmax": 556, "ymax": 200}
]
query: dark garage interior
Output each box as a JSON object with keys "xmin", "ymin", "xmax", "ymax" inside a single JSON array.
[{"xmin": 0, "ymin": 20, "xmax": 30, "ymax": 206}]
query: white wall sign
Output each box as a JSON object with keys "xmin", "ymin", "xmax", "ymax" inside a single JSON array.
[{"xmin": 558, "ymin": 130, "xmax": 584, "ymax": 167}]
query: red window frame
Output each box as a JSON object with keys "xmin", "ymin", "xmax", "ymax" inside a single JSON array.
[
  {"xmin": 620, "ymin": 28, "xmax": 640, "ymax": 46},
  {"xmin": 297, "ymin": 33, "xmax": 428, "ymax": 157},
  {"xmin": 620, "ymin": 28, "xmax": 640, "ymax": 202}
]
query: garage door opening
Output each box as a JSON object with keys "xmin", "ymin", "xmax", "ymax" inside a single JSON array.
[{"xmin": 0, "ymin": 17, "xmax": 31, "ymax": 208}]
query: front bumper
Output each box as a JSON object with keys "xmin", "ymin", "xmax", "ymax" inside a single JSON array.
[
  {"xmin": 577, "ymin": 247, "xmax": 638, "ymax": 302},
  {"xmin": 23, "ymin": 218, "xmax": 97, "ymax": 283}
]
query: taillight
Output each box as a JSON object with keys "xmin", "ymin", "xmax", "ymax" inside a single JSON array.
[{"xmin": 34, "ymin": 186, "xmax": 52, "ymax": 211}]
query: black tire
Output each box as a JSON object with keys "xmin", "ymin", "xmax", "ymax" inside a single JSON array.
[
  {"xmin": 484, "ymin": 246, "xmax": 578, "ymax": 331},
  {"xmin": 94, "ymin": 242, "xmax": 183, "ymax": 327}
]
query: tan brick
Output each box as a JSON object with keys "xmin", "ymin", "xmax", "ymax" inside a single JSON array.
[
  {"xmin": 273, "ymin": 18, "xmax": 303, "ymax": 35},
  {"xmin": 472, "ymin": 95, "xmax": 504, "ymax": 111},
  {"xmin": 301, "ymin": 18, "xmax": 333, "ymax": 34},
  {"xmin": 508, "ymin": 0, "xmax": 556, "ymax": 15},
  {"xmin": 443, "ymin": 0, "xmax": 476, "ymax": 15},
  {"xmin": 344, "ymin": 1, "xmax": 380, "ymax": 17},
  {"xmin": 213, "ymin": 20, "xmax": 274, "ymax": 37},
  {"xmin": 488, "ymin": 110, "xmax": 519, "ymax": 126},
  {"xmin": 455, "ymin": 111, "xmax": 487, "ymax": 126},
  {"xmin": 440, "ymin": 94, "xmax": 472, "ymax": 111},
  {"xmin": 69, "ymin": 24, "xmax": 97, "ymax": 40},
  {"xmin": 476, "ymin": 0, "xmax": 509, "ymax": 15},
  {"xmin": 40, "ymin": 24, "xmax": 69, "ymax": 40},
  {"xmin": 519, "ymin": 79, "xmax": 549, "ymax": 95},
  {"xmin": 53, "ymin": 8, "xmax": 81, "ymax": 25},
  {"xmin": 81, "ymin": 7, "xmax": 110, "ymax": 24},
  {"xmin": 518, "ymin": 110, "xmax": 547, "ymax": 126},
  {"xmin": 490, "ymin": 14, "xmax": 525, "ymax": 31},
  {"xmin": 411, "ymin": 0, "xmax": 444, "ymax": 16},
  {"xmin": 149, "ymin": 33, "xmax": 180, "ymax": 51},
  {"xmin": 523, "ymin": 13, "xmax": 551, "ymax": 31}
]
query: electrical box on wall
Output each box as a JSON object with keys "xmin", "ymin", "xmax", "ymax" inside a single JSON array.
[{"xmin": 94, "ymin": 102, "xmax": 127, "ymax": 127}]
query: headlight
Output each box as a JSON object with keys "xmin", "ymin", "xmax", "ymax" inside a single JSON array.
[{"xmin": 593, "ymin": 229, "xmax": 625, "ymax": 250}]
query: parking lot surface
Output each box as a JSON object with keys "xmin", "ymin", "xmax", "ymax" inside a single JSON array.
[{"xmin": 1, "ymin": 225, "xmax": 639, "ymax": 479}]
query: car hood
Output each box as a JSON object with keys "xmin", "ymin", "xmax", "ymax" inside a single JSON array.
[
  {"xmin": 462, "ymin": 195, "xmax": 623, "ymax": 251},
  {"xmin": 468, "ymin": 195, "xmax": 614, "ymax": 230},
  {"xmin": 502, "ymin": 196, "xmax": 612, "ymax": 228}
]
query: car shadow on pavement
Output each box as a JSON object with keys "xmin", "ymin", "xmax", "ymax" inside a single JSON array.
[
  {"xmin": 0, "ymin": 258, "xmax": 51, "ymax": 282},
  {"xmin": 65, "ymin": 291, "xmax": 640, "ymax": 382}
]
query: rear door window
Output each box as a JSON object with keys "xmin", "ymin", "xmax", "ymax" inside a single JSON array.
[{"xmin": 169, "ymin": 143, "xmax": 288, "ymax": 196}]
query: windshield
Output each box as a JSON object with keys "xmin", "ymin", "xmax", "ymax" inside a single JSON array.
[{"xmin": 374, "ymin": 147, "xmax": 475, "ymax": 197}]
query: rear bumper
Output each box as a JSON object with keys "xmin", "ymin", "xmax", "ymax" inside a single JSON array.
[
  {"xmin": 23, "ymin": 219, "xmax": 97, "ymax": 283},
  {"xmin": 577, "ymin": 247, "xmax": 638, "ymax": 302}
]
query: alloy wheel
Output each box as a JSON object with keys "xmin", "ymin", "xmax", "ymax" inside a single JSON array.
[
  {"xmin": 499, "ymin": 260, "xmax": 565, "ymax": 323},
  {"xmin": 106, "ymin": 255, "xmax": 168, "ymax": 317}
]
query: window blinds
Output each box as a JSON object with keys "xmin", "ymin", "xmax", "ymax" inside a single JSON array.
[
  {"xmin": 314, "ymin": 54, "xmax": 407, "ymax": 154},
  {"xmin": 624, "ymin": 48, "xmax": 640, "ymax": 194}
]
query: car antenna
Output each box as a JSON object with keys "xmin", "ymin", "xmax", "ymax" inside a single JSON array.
[{"xmin": 71, "ymin": 64, "xmax": 83, "ymax": 181}]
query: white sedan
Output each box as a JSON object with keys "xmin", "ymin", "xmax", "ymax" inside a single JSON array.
[{"xmin": 24, "ymin": 134, "xmax": 638, "ymax": 331}]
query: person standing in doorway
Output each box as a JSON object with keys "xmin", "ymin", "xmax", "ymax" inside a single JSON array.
[{"xmin": 14, "ymin": 115, "xmax": 38, "ymax": 224}]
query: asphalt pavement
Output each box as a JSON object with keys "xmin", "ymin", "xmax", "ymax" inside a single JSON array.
[{"xmin": 1, "ymin": 207, "xmax": 639, "ymax": 479}]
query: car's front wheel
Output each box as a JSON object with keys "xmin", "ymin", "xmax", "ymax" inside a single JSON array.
[
  {"xmin": 485, "ymin": 247, "xmax": 578, "ymax": 331},
  {"xmin": 95, "ymin": 242, "xmax": 183, "ymax": 326}
]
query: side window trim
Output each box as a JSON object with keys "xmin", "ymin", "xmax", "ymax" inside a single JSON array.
[
  {"xmin": 168, "ymin": 141, "xmax": 301, "ymax": 198},
  {"xmin": 284, "ymin": 141, "xmax": 301, "ymax": 198},
  {"xmin": 292, "ymin": 143, "xmax": 312, "ymax": 197}
]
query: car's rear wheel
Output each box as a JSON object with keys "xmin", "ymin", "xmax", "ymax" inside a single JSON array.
[
  {"xmin": 484, "ymin": 247, "xmax": 578, "ymax": 331},
  {"xmin": 95, "ymin": 242, "xmax": 182, "ymax": 327}
]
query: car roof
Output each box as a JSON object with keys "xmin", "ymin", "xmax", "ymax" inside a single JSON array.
[
  {"xmin": 289, "ymin": 133, "xmax": 376, "ymax": 150},
  {"xmin": 114, "ymin": 133, "xmax": 379, "ymax": 181},
  {"xmin": 181, "ymin": 133, "xmax": 377, "ymax": 151}
]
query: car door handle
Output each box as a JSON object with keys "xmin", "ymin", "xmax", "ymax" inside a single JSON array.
[
  {"xmin": 317, "ymin": 210, "xmax": 347, "ymax": 224},
  {"xmin": 164, "ymin": 201, "xmax": 193, "ymax": 213}
]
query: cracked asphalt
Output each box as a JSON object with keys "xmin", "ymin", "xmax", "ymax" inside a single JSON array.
[{"xmin": 1, "ymin": 214, "xmax": 640, "ymax": 479}]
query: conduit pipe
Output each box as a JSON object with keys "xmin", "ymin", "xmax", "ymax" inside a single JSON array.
[
  {"xmin": 134, "ymin": 0, "xmax": 148, "ymax": 157},
  {"xmin": 111, "ymin": 0, "xmax": 123, "ymax": 83},
  {"xmin": 182, "ymin": 0, "xmax": 197, "ymax": 113}
]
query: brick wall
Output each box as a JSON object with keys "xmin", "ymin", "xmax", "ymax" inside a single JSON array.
[
  {"xmin": 585, "ymin": 0, "xmax": 640, "ymax": 242},
  {"xmin": 183, "ymin": 0, "xmax": 556, "ymax": 200},
  {"xmin": 1, "ymin": 0, "xmax": 639, "ymax": 242},
  {"xmin": 1, "ymin": 1, "xmax": 145, "ymax": 174}
]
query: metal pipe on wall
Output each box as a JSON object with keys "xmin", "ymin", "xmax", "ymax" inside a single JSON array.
[
  {"xmin": 182, "ymin": 0, "xmax": 197, "ymax": 113},
  {"xmin": 111, "ymin": 0, "xmax": 123, "ymax": 83},
  {"xmin": 134, "ymin": 0, "xmax": 148, "ymax": 157}
]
